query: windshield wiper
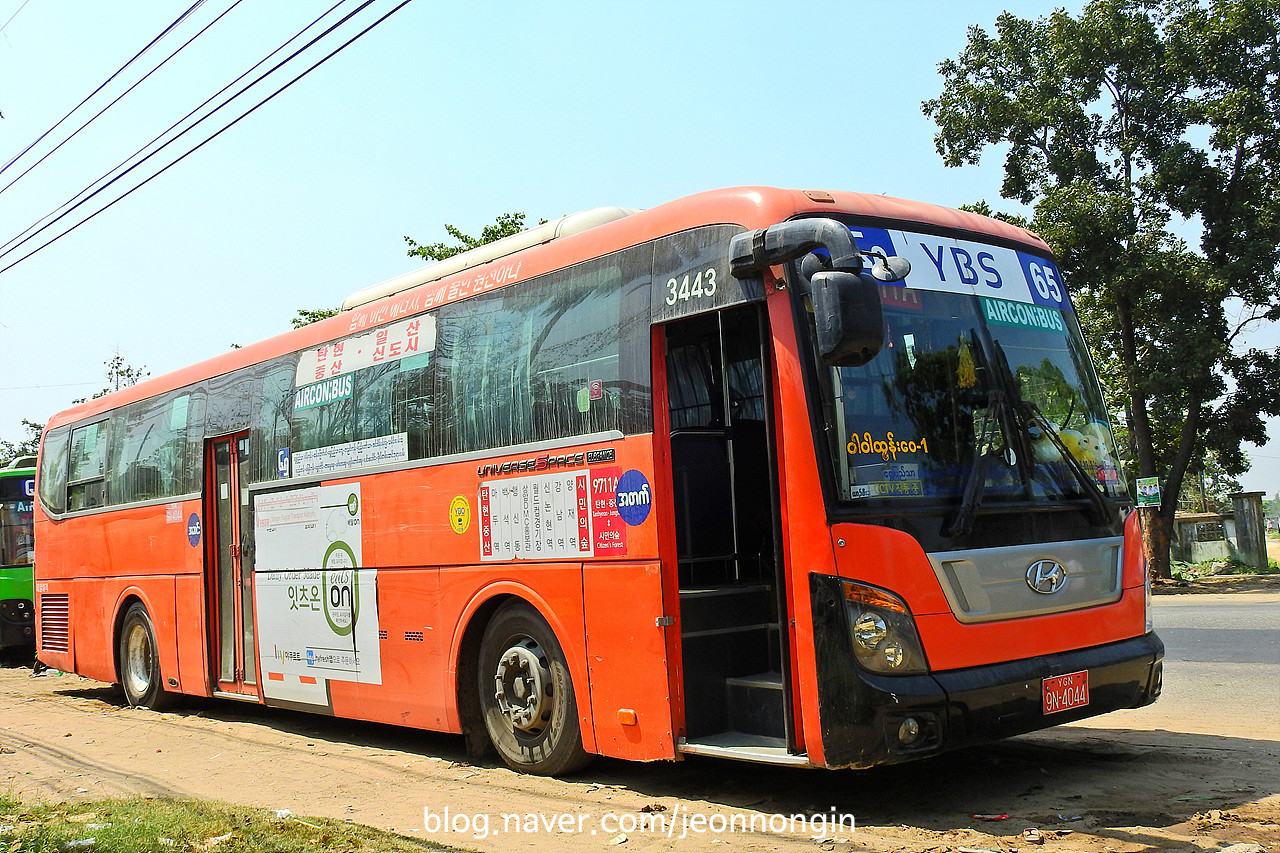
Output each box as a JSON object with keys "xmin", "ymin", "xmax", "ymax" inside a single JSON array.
[
  {"xmin": 943, "ymin": 386, "xmax": 1022, "ymax": 539},
  {"xmin": 943, "ymin": 389, "xmax": 996, "ymax": 538}
]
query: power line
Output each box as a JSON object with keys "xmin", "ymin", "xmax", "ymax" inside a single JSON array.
[
  {"xmin": 0, "ymin": 382, "xmax": 98, "ymax": 392},
  {"xmin": 0, "ymin": 0, "xmax": 245, "ymax": 200},
  {"xmin": 0, "ymin": 1, "xmax": 207, "ymax": 178},
  {"xmin": 0, "ymin": 0, "xmax": 378, "ymax": 265},
  {"xmin": 0, "ymin": 0, "xmax": 411, "ymax": 274},
  {"xmin": 0, "ymin": 0, "xmax": 35, "ymax": 37},
  {"xmin": 0, "ymin": 0, "xmax": 346, "ymax": 257}
]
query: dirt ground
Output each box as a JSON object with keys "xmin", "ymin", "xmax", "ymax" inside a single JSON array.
[
  {"xmin": 1154, "ymin": 573, "xmax": 1280, "ymax": 595},
  {"xmin": 0, "ymin": 598, "xmax": 1276, "ymax": 853}
]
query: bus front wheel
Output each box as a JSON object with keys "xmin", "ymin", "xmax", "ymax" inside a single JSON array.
[
  {"xmin": 118, "ymin": 603, "xmax": 173, "ymax": 710},
  {"xmin": 477, "ymin": 602, "xmax": 591, "ymax": 776}
]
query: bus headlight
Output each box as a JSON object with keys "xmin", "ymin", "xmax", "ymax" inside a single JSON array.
[{"xmin": 842, "ymin": 580, "xmax": 928, "ymax": 675}]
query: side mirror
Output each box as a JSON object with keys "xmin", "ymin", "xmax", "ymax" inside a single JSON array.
[
  {"xmin": 810, "ymin": 271, "xmax": 884, "ymax": 367},
  {"xmin": 868, "ymin": 254, "xmax": 911, "ymax": 282}
]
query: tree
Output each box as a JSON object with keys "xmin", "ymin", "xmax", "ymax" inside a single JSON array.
[
  {"xmin": 1179, "ymin": 452, "xmax": 1245, "ymax": 513},
  {"xmin": 289, "ymin": 214, "xmax": 539, "ymax": 330},
  {"xmin": 0, "ymin": 419, "xmax": 42, "ymax": 466},
  {"xmin": 74, "ymin": 353, "xmax": 150, "ymax": 404},
  {"xmin": 291, "ymin": 308, "xmax": 338, "ymax": 328},
  {"xmin": 404, "ymin": 212, "xmax": 537, "ymax": 262},
  {"xmin": 924, "ymin": 0, "xmax": 1280, "ymax": 579}
]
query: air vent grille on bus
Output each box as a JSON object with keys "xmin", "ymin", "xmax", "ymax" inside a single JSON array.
[{"xmin": 39, "ymin": 593, "xmax": 70, "ymax": 653}]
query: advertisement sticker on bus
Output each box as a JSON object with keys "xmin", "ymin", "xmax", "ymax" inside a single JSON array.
[
  {"xmin": 478, "ymin": 467, "xmax": 629, "ymax": 561},
  {"xmin": 449, "ymin": 495, "xmax": 471, "ymax": 534},
  {"xmin": 614, "ymin": 469, "xmax": 652, "ymax": 526},
  {"xmin": 254, "ymin": 484, "xmax": 381, "ymax": 706}
]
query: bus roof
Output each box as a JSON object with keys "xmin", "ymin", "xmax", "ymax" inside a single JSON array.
[{"xmin": 43, "ymin": 186, "xmax": 1048, "ymax": 433}]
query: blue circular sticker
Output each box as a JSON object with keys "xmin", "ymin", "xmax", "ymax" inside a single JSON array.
[
  {"xmin": 187, "ymin": 513, "xmax": 202, "ymax": 547},
  {"xmin": 615, "ymin": 469, "xmax": 652, "ymax": 526}
]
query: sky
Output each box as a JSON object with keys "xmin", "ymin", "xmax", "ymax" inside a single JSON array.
[{"xmin": 1, "ymin": 0, "xmax": 1277, "ymax": 495}]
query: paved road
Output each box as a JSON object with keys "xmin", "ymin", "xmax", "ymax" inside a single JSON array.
[{"xmin": 1063, "ymin": 592, "xmax": 1280, "ymax": 740}]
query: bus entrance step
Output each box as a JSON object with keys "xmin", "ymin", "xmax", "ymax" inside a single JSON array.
[{"xmin": 725, "ymin": 671, "xmax": 785, "ymax": 739}]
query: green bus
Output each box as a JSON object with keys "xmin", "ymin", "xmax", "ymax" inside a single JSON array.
[{"xmin": 0, "ymin": 459, "xmax": 36, "ymax": 652}]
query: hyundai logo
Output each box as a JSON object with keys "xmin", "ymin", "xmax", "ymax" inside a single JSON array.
[{"xmin": 1026, "ymin": 559, "xmax": 1068, "ymax": 595}]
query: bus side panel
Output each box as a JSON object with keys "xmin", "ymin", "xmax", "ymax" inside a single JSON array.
[
  {"xmin": 438, "ymin": 566, "xmax": 595, "ymax": 751},
  {"xmin": 174, "ymin": 572, "xmax": 210, "ymax": 697},
  {"xmin": 33, "ymin": 512, "xmax": 114, "ymax": 675},
  {"xmin": 70, "ymin": 577, "xmax": 177, "ymax": 688},
  {"xmin": 582, "ymin": 561, "xmax": 675, "ymax": 760},
  {"xmin": 326, "ymin": 567, "xmax": 448, "ymax": 729},
  {"xmin": 41, "ymin": 504, "xmax": 196, "ymax": 688}
]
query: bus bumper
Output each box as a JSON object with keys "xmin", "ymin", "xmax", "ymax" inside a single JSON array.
[
  {"xmin": 810, "ymin": 574, "xmax": 1164, "ymax": 769},
  {"xmin": 0, "ymin": 598, "xmax": 35, "ymax": 652}
]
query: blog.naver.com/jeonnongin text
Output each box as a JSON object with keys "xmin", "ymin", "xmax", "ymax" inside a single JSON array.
[{"xmin": 422, "ymin": 805, "xmax": 857, "ymax": 841}]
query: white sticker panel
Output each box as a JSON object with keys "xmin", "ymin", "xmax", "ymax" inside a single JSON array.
[
  {"xmin": 478, "ymin": 468, "xmax": 626, "ymax": 562},
  {"xmin": 254, "ymin": 484, "xmax": 381, "ymax": 706},
  {"xmin": 296, "ymin": 314, "xmax": 437, "ymax": 385},
  {"xmin": 849, "ymin": 225, "xmax": 1070, "ymax": 312},
  {"xmin": 292, "ymin": 433, "xmax": 409, "ymax": 478}
]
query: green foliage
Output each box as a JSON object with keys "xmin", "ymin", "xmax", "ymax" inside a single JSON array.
[
  {"xmin": 1171, "ymin": 556, "xmax": 1280, "ymax": 578},
  {"xmin": 925, "ymin": 0, "xmax": 1280, "ymax": 574},
  {"xmin": 0, "ymin": 795, "xmax": 447, "ymax": 853},
  {"xmin": 404, "ymin": 212, "xmax": 539, "ymax": 262},
  {"xmin": 1177, "ymin": 456, "xmax": 1243, "ymax": 512},
  {"xmin": 0, "ymin": 419, "xmax": 42, "ymax": 466},
  {"xmin": 291, "ymin": 307, "xmax": 339, "ymax": 328},
  {"xmin": 73, "ymin": 354, "xmax": 150, "ymax": 404}
]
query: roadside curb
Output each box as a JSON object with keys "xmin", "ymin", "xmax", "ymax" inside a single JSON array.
[{"xmin": 1153, "ymin": 574, "xmax": 1280, "ymax": 596}]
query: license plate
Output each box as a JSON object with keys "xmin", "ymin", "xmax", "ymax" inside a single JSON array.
[{"xmin": 1042, "ymin": 670, "xmax": 1089, "ymax": 714}]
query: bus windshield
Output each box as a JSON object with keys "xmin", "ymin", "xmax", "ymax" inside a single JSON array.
[
  {"xmin": 0, "ymin": 493, "xmax": 34, "ymax": 569},
  {"xmin": 823, "ymin": 285, "xmax": 1127, "ymax": 511}
]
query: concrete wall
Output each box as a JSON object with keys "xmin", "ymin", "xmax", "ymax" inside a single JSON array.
[{"xmin": 1172, "ymin": 492, "xmax": 1268, "ymax": 569}]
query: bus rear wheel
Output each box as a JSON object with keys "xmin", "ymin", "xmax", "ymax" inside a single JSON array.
[
  {"xmin": 118, "ymin": 603, "xmax": 173, "ymax": 710},
  {"xmin": 477, "ymin": 602, "xmax": 591, "ymax": 776}
]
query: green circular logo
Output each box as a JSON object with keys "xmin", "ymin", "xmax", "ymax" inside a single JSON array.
[
  {"xmin": 322, "ymin": 540, "xmax": 359, "ymax": 636},
  {"xmin": 346, "ymin": 493, "xmax": 359, "ymax": 516}
]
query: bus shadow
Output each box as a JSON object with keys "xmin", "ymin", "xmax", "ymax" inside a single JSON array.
[
  {"xmin": 57, "ymin": 684, "xmax": 480, "ymax": 765},
  {"xmin": 48, "ymin": 684, "xmax": 1280, "ymax": 843},
  {"xmin": 603, "ymin": 728, "xmax": 1279, "ymax": 843}
]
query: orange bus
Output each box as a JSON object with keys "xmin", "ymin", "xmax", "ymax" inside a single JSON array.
[{"xmin": 34, "ymin": 187, "xmax": 1161, "ymax": 775}]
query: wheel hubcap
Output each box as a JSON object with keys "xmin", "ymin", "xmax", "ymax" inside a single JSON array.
[
  {"xmin": 493, "ymin": 639, "xmax": 549, "ymax": 733},
  {"xmin": 124, "ymin": 623, "xmax": 152, "ymax": 698}
]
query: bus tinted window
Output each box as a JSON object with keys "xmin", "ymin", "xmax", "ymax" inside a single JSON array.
[
  {"xmin": 37, "ymin": 427, "xmax": 70, "ymax": 515},
  {"xmin": 107, "ymin": 391, "xmax": 205, "ymax": 503},
  {"xmin": 249, "ymin": 360, "xmax": 296, "ymax": 484},
  {"xmin": 67, "ymin": 421, "xmax": 109, "ymax": 510},
  {"xmin": 0, "ymin": 496, "xmax": 34, "ymax": 568},
  {"xmin": 293, "ymin": 248, "xmax": 652, "ymax": 463}
]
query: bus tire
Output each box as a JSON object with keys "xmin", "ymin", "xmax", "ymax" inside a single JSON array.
[
  {"xmin": 118, "ymin": 603, "xmax": 174, "ymax": 710},
  {"xmin": 477, "ymin": 602, "xmax": 591, "ymax": 776}
]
